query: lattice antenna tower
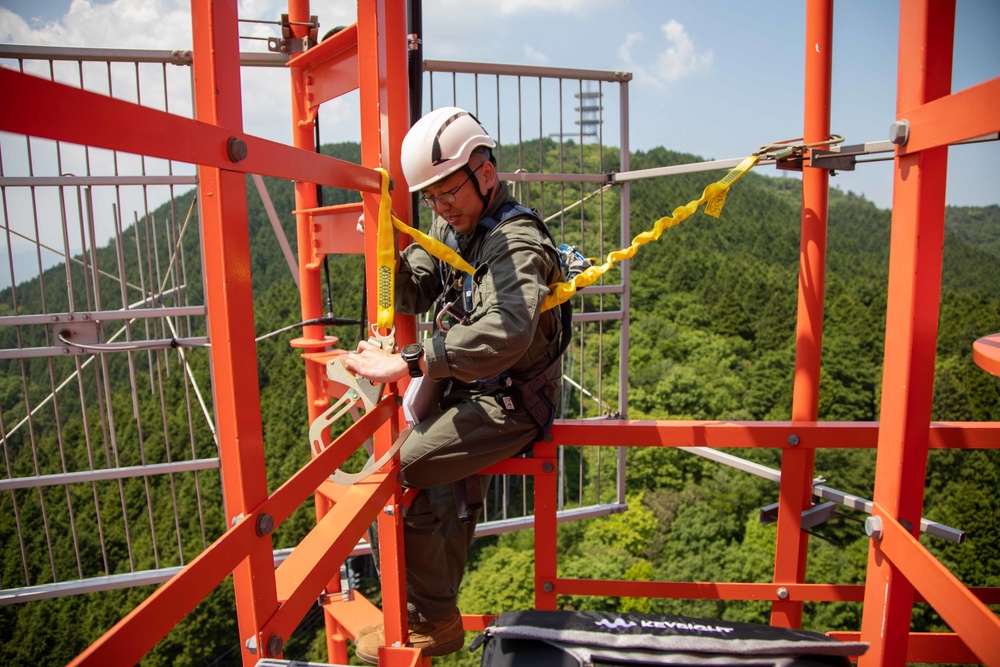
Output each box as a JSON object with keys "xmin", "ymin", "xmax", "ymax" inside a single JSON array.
[{"xmin": 575, "ymin": 81, "xmax": 602, "ymax": 140}]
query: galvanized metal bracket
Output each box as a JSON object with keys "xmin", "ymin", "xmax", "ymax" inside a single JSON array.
[{"xmin": 267, "ymin": 14, "xmax": 318, "ymax": 54}]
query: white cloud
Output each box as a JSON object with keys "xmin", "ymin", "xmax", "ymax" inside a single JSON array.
[
  {"xmin": 618, "ymin": 19, "xmax": 712, "ymax": 89},
  {"xmin": 1, "ymin": 0, "xmax": 192, "ymax": 49},
  {"xmin": 523, "ymin": 43, "xmax": 549, "ymax": 64},
  {"xmin": 428, "ymin": 0, "xmax": 602, "ymax": 17},
  {"xmin": 618, "ymin": 31, "xmax": 643, "ymax": 64},
  {"xmin": 652, "ymin": 19, "xmax": 712, "ymax": 83}
]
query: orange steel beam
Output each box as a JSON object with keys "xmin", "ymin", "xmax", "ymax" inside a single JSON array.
[
  {"xmin": 860, "ymin": 1, "xmax": 955, "ymax": 664},
  {"xmin": 772, "ymin": 0, "xmax": 832, "ymax": 630},
  {"xmin": 973, "ymin": 333, "xmax": 1000, "ymax": 377},
  {"xmin": 0, "ymin": 69, "xmax": 380, "ymax": 194},
  {"xmin": 296, "ymin": 202, "xmax": 368, "ymax": 258},
  {"xmin": 269, "ymin": 471, "xmax": 399, "ymax": 642},
  {"xmin": 867, "ymin": 504, "xmax": 1000, "ymax": 665},
  {"xmin": 322, "ymin": 591, "xmax": 385, "ymax": 639},
  {"xmin": 554, "ymin": 579, "xmax": 999, "ymax": 606},
  {"xmin": 68, "ymin": 513, "xmax": 262, "ymax": 667},
  {"xmin": 896, "ymin": 77, "xmax": 1000, "ymax": 155},
  {"xmin": 285, "ymin": 0, "xmax": 347, "ymax": 657},
  {"xmin": 546, "ymin": 420, "xmax": 1000, "ymax": 450},
  {"xmin": 288, "ymin": 22, "xmax": 361, "ymax": 107},
  {"xmin": 829, "ymin": 632, "xmax": 981, "ymax": 664},
  {"xmin": 67, "ymin": 393, "xmax": 396, "ymax": 666},
  {"xmin": 356, "ymin": 0, "xmax": 414, "ymax": 654},
  {"xmin": 531, "ymin": 442, "xmax": 559, "ymax": 610},
  {"xmin": 555, "ymin": 580, "xmax": 866, "ymax": 603},
  {"xmin": 189, "ymin": 3, "xmax": 279, "ymax": 665},
  {"xmin": 284, "ymin": 0, "xmax": 362, "ymax": 659}
]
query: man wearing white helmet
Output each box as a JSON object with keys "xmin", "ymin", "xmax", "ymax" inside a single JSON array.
[{"xmin": 344, "ymin": 107, "xmax": 566, "ymax": 663}]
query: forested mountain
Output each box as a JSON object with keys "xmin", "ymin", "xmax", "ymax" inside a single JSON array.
[{"xmin": 1, "ymin": 141, "xmax": 997, "ymax": 666}]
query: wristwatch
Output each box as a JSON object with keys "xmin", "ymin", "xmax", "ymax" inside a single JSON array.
[{"xmin": 400, "ymin": 343, "xmax": 424, "ymax": 378}]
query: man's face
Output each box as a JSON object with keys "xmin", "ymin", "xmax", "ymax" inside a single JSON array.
[{"xmin": 421, "ymin": 160, "xmax": 491, "ymax": 235}]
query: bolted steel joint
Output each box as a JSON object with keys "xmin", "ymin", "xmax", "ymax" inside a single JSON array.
[
  {"xmin": 256, "ymin": 512, "xmax": 275, "ymax": 537},
  {"xmin": 889, "ymin": 120, "xmax": 909, "ymax": 146},
  {"xmin": 227, "ymin": 136, "xmax": 248, "ymax": 162},
  {"xmin": 542, "ymin": 581, "xmax": 554, "ymax": 593},
  {"xmin": 266, "ymin": 634, "xmax": 284, "ymax": 658},
  {"xmin": 542, "ymin": 461, "xmax": 555, "ymax": 473},
  {"xmin": 787, "ymin": 434, "xmax": 799, "ymax": 446},
  {"xmin": 776, "ymin": 587, "xmax": 789, "ymax": 600},
  {"xmin": 865, "ymin": 515, "xmax": 884, "ymax": 540},
  {"xmin": 384, "ymin": 505, "xmax": 395, "ymax": 516},
  {"xmin": 245, "ymin": 636, "xmax": 257, "ymax": 654}
]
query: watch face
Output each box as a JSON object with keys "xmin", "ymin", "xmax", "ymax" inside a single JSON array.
[{"xmin": 402, "ymin": 343, "xmax": 422, "ymax": 360}]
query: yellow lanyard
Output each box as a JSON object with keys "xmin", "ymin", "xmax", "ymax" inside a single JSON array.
[{"xmin": 375, "ymin": 154, "xmax": 758, "ymax": 322}]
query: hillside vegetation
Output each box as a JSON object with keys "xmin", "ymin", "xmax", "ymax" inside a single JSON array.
[{"xmin": 0, "ymin": 141, "xmax": 997, "ymax": 666}]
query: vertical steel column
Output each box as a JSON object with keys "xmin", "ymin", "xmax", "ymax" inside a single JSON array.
[
  {"xmin": 283, "ymin": 0, "xmax": 350, "ymax": 660},
  {"xmin": 191, "ymin": 2, "xmax": 279, "ymax": 664},
  {"xmin": 357, "ymin": 0, "xmax": 414, "ymax": 651},
  {"xmin": 534, "ymin": 441, "xmax": 559, "ymax": 610},
  {"xmin": 771, "ymin": 0, "xmax": 832, "ymax": 629},
  {"xmin": 859, "ymin": 1, "xmax": 954, "ymax": 664}
]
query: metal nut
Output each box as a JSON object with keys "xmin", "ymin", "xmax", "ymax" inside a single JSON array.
[
  {"xmin": 777, "ymin": 587, "xmax": 789, "ymax": 600},
  {"xmin": 266, "ymin": 634, "xmax": 283, "ymax": 658},
  {"xmin": 787, "ymin": 434, "xmax": 800, "ymax": 446},
  {"xmin": 865, "ymin": 515, "xmax": 884, "ymax": 540},
  {"xmin": 889, "ymin": 120, "xmax": 909, "ymax": 146},
  {"xmin": 256, "ymin": 513, "xmax": 274, "ymax": 536},
  {"xmin": 227, "ymin": 136, "xmax": 248, "ymax": 162}
]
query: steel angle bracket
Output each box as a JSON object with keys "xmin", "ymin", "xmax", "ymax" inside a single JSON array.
[
  {"xmin": 326, "ymin": 355, "xmax": 383, "ymax": 412},
  {"xmin": 307, "ymin": 357, "xmax": 384, "ymax": 460}
]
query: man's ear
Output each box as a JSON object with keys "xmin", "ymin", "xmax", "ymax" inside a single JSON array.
[{"xmin": 481, "ymin": 159, "xmax": 497, "ymax": 189}]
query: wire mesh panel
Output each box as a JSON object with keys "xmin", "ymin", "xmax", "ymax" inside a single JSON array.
[
  {"xmin": 0, "ymin": 46, "xmax": 636, "ymax": 603},
  {"xmin": 422, "ymin": 61, "xmax": 633, "ymax": 524},
  {"xmin": 0, "ymin": 46, "xmax": 219, "ymax": 602}
]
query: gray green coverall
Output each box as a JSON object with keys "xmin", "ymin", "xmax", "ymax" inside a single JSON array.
[{"xmin": 382, "ymin": 181, "xmax": 564, "ymax": 623}]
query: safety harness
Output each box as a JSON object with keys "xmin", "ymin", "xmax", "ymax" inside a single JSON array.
[{"xmin": 435, "ymin": 201, "xmax": 573, "ymax": 440}]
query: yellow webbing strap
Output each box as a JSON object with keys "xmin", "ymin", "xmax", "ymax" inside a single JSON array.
[
  {"xmin": 375, "ymin": 167, "xmax": 475, "ymax": 330},
  {"xmin": 375, "ymin": 169, "xmax": 396, "ymax": 331},
  {"xmin": 390, "ymin": 216, "xmax": 475, "ymax": 276},
  {"xmin": 541, "ymin": 154, "xmax": 758, "ymax": 311},
  {"xmin": 374, "ymin": 154, "xmax": 757, "ymax": 322}
]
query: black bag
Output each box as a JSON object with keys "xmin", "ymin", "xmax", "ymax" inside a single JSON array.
[{"xmin": 470, "ymin": 610, "xmax": 867, "ymax": 667}]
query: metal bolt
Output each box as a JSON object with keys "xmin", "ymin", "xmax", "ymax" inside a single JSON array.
[
  {"xmin": 256, "ymin": 513, "xmax": 274, "ymax": 536},
  {"xmin": 542, "ymin": 582, "xmax": 554, "ymax": 593},
  {"xmin": 230, "ymin": 513, "xmax": 244, "ymax": 528},
  {"xmin": 865, "ymin": 515, "xmax": 884, "ymax": 540},
  {"xmin": 384, "ymin": 505, "xmax": 394, "ymax": 516},
  {"xmin": 889, "ymin": 120, "xmax": 909, "ymax": 146},
  {"xmin": 542, "ymin": 461, "xmax": 555, "ymax": 473},
  {"xmin": 787, "ymin": 434, "xmax": 799, "ymax": 446},
  {"xmin": 266, "ymin": 634, "xmax": 284, "ymax": 657},
  {"xmin": 777, "ymin": 587, "xmax": 789, "ymax": 600},
  {"xmin": 245, "ymin": 636, "xmax": 257, "ymax": 654},
  {"xmin": 227, "ymin": 136, "xmax": 248, "ymax": 162}
]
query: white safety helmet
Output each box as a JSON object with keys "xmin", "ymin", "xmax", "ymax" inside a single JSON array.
[{"xmin": 401, "ymin": 106, "xmax": 496, "ymax": 192}]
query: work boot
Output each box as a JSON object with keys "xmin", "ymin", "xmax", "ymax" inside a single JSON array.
[{"xmin": 355, "ymin": 611, "xmax": 465, "ymax": 665}]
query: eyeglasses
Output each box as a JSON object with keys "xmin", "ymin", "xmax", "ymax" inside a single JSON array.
[{"xmin": 419, "ymin": 164, "xmax": 483, "ymax": 208}]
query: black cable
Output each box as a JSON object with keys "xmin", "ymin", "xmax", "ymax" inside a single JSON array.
[{"xmin": 255, "ymin": 316, "xmax": 363, "ymax": 343}]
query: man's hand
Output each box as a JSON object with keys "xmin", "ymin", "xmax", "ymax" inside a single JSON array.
[{"xmin": 342, "ymin": 339, "xmax": 408, "ymax": 384}]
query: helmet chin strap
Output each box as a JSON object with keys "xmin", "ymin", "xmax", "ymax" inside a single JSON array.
[{"xmin": 464, "ymin": 163, "xmax": 493, "ymax": 211}]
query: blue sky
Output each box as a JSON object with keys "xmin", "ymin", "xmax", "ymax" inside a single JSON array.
[{"xmin": 1, "ymin": 0, "xmax": 998, "ymax": 214}]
